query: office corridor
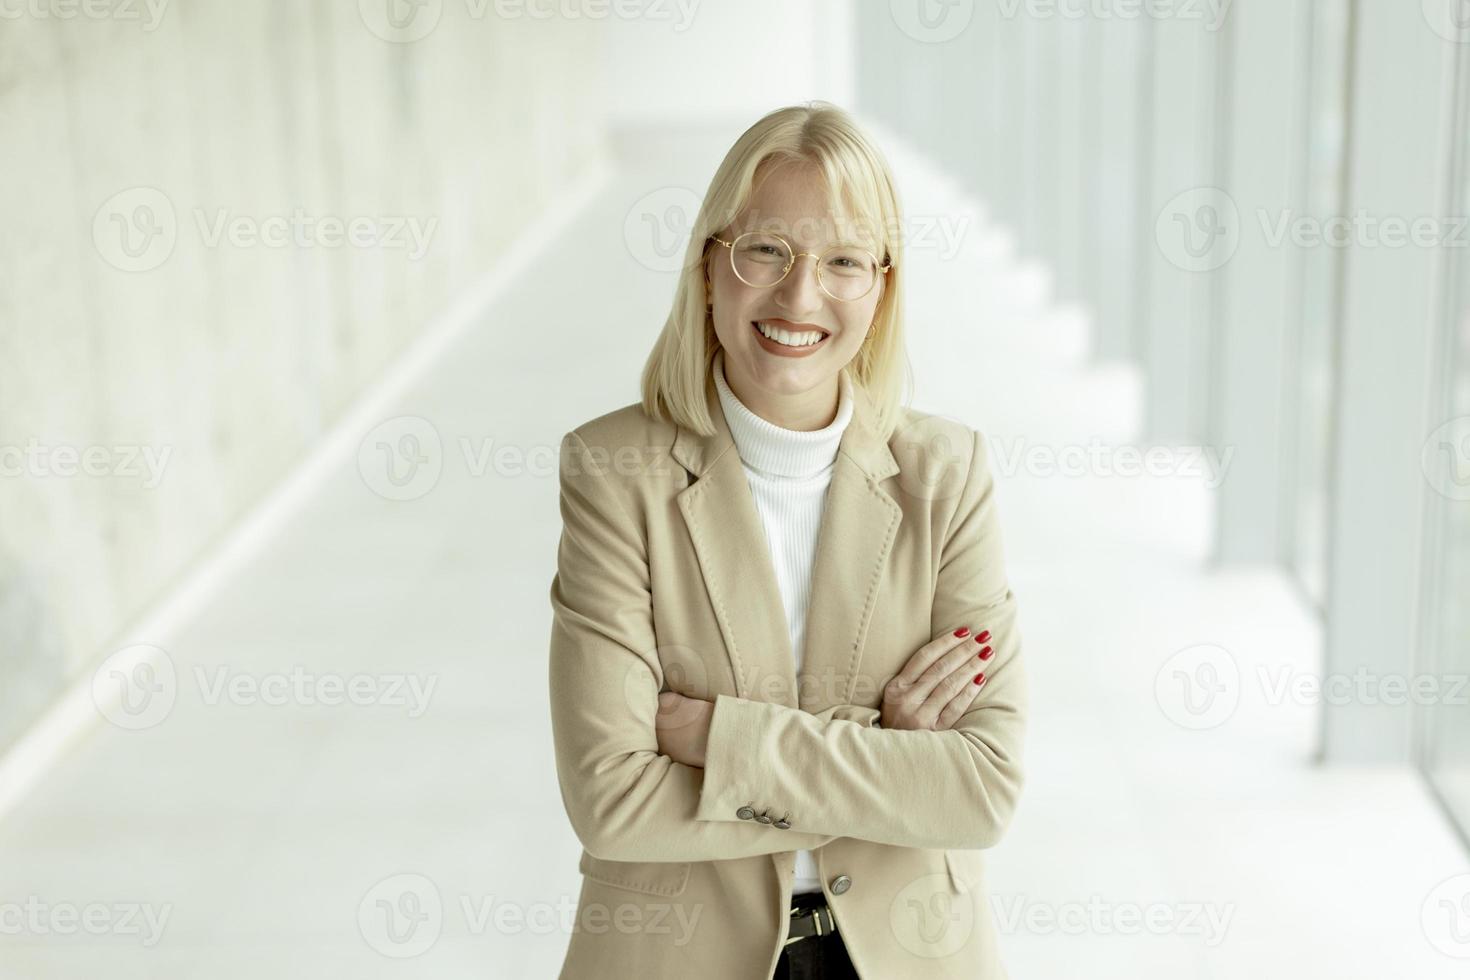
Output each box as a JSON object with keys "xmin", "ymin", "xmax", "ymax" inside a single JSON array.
[{"xmin": 0, "ymin": 121, "xmax": 1462, "ymax": 979}]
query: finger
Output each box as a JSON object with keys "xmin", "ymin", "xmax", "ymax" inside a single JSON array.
[
  {"xmin": 891, "ymin": 631, "xmax": 989, "ymax": 730},
  {"xmin": 916, "ymin": 626, "xmax": 996, "ymax": 724},
  {"xmin": 892, "ymin": 625, "xmax": 988, "ymax": 692},
  {"xmin": 934, "ymin": 670, "xmax": 986, "ymax": 730},
  {"xmin": 939, "ymin": 632, "xmax": 995, "ymax": 691},
  {"xmin": 911, "ymin": 626, "xmax": 993, "ymax": 700},
  {"xmin": 912, "ymin": 648, "xmax": 986, "ymax": 728}
]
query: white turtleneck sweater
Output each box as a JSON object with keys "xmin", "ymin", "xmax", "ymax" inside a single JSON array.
[{"xmin": 711, "ymin": 349, "xmax": 854, "ymax": 896}]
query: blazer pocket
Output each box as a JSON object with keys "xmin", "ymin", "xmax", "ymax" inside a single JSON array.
[
  {"xmin": 944, "ymin": 849, "xmax": 986, "ymax": 895},
  {"xmin": 578, "ymin": 850, "xmax": 692, "ymax": 897}
]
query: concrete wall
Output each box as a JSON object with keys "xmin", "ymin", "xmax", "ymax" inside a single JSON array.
[{"xmin": 0, "ymin": 2, "xmax": 608, "ymax": 754}]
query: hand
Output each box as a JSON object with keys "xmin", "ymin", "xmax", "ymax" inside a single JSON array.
[
  {"xmin": 654, "ymin": 690, "xmax": 714, "ymax": 767},
  {"xmin": 881, "ymin": 625, "xmax": 997, "ymax": 731}
]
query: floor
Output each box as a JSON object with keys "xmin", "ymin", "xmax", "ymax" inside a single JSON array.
[{"xmin": 0, "ymin": 122, "xmax": 1465, "ymax": 979}]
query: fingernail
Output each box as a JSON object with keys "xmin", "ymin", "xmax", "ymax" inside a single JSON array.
[
  {"xmin": 978, "ymin": 646, "xmax": 993, "ymax": 660},
  {"xmin": 953, "ymin": 627, "xmax": 970, "ymax": 638},
  {"xmin": 976, "ymin": 630, "xmax": 992, "ymax": 643},
  {"xmin": 973, "ymin": 672, "xmax": 985, "ymax": 685}
]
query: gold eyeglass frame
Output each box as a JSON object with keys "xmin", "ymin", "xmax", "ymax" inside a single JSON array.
[{"xmin": 708, "ymin": 231, "xmax": 891, "ymax": 302}]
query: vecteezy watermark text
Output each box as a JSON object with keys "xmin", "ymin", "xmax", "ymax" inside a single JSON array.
[
  {"xmin": 92, "ymin": 645, "xmax": 440, "ymax": 730},
  {"xmin": 987, "ymin": 435, "xmax": 1235, "ymax": 488},
  {"xmin": 357, "ymin": 873, "xmax": 705, "ymax": 957},
  {"xmin": 93, "ymin": 187, "xmax": 438, "ymax": 272},
  {"xmin": 0, "ymin": 439, "xmax": 171, "ymax": 488},
  {"xmin": 0, "ymin": 896, "xmax": 172, "ymax": 946},
  {"xmin": 0, "ymin": 0, "xmax": 169, "ymax": 30}
]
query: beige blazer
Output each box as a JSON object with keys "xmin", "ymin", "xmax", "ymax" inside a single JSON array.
[{"xmin": 548, "ymin": 367, "xmax": 1028, "ymax": 980}]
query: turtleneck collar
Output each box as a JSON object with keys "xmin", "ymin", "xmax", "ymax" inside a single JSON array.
[{"xmin": 712, "ymin": 348, "xmax": 854, "ymax": 479}]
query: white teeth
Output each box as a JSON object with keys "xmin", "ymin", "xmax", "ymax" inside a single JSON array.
[{"xmin": 755, "ymin": 321, "xmax": 825, "ymax": 347}]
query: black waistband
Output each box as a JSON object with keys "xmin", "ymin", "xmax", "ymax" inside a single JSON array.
[{"xmin": 790, "ymin": 890, "xmax": 827, "ymax": 910}]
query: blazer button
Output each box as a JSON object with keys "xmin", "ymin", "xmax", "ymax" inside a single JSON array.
[
  {"xmin": 736, "ymin": 805, "xmax": 756, "ymax": 820},
  {"xmin": 755, "ymin": 809, "xmax": 773, "ymax": 824},
  {"xmin": 829, "ymin": 875, "xmax": 852, "ymax": 895}
]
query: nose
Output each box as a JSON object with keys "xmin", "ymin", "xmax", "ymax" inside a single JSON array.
[{"xmin": 772, "ymin": 252, "xmax": 825, "ymax": 318}]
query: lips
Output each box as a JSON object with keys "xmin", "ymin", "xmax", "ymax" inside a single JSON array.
[{"xmin": 750, "ymin": 320, "xmax": 831, "ymax": 355}]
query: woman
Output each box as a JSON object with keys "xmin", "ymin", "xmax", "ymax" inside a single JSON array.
[{"xmin": 549, "ymin": 101, "xmax": 1028, "ymax": 980}]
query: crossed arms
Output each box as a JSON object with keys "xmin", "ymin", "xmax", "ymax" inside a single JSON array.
[{"xmin": 547, "ymin": 428, "xmax": 1027, "ymax": 862}]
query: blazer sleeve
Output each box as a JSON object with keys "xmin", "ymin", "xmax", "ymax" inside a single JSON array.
[
  {"xmin": 548, "ymin": 429, "xmax": 881, "ymax": 862},
  {"xmin": 693, "ymin": 427, "xmax": 1029, "ymax": 851}
]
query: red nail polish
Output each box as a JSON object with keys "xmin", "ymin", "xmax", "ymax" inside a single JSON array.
[
  {"xmin": 976, "ymin": 630, "xmax": 991, "ymax": 643},
  {"xmin": 979, "ymin": 646, "xmax": 993, "ymax": 660},
  {"xmin": 973, "ymin": 672, "xmax": 986, "ymax": 685},
  {"xmin": 953, "ymin": 627, "xmax": 970, "ymax": 638}
]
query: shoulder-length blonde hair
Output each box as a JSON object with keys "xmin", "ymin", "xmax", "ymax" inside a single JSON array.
[{"xmin": 639, "ymin": 101, "xmax": 912, "ymax": 441}]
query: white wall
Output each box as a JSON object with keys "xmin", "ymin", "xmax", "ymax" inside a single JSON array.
[{"xmin": 600, "ymin": 0, "xmax": 856, "ymax": 127}]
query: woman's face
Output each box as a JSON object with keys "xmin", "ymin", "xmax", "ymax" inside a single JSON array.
[{"xmin": 706, "ymin": 160, "xmax": 885, "ymax": 430}]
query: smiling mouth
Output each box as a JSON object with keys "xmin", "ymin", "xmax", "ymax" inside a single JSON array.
[{"xmin": 751, "ymin": 320, "xmax": 831, "ymax": 349}]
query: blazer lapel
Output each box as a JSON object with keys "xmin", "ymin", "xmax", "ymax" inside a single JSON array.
[
  {"xmin": 673, "ymin": 363, "xmax": 902, "ymax": 714},
  {"xmin": 797, "ymin": 423, "xmax": 901, "ymax": 714}
]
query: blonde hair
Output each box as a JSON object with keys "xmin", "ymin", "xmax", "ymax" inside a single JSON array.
[{"xmin": 639, "ymin": 100, "xmax": 913, "ymax": 441}]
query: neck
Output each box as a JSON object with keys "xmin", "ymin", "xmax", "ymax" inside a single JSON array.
[
  {"xmin": 716, "ymin": 359, "xmax": 841, "ymax": 432},
  {"xmin": 713, "ymin": 349, "xmax": 854, "ymax": 479}
]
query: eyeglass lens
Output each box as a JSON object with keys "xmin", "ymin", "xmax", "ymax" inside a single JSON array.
[{"xmin": 729, "ymin": 231, "xmax": 880, "ymax": 301}]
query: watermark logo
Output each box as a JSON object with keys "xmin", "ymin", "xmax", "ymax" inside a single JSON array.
[
  {"xmin": 987, "ymin": 435, "xmax": 1234, "ymax": 488},
  {"xmin": 0, "ymin": 896, "xmax": 173, "ymax": 946},
  {"xmin": 624, "ymin": 186, "xmax": 703, "ymax": 274},
  {"xmin": 0, "ymin": 438, "xmax": 172, "ymax": 488},
  {"xmin": 1421, "ymin": 872, "xmax": 1470, "ymax": 958},
  {"xmin": 991, "ymin": 894, "xmax": 1235, "ymax": 945},
  {"xmin": 1156, "ymin": 187, "xmax": 1240, "ymax": 272},
  {"xmin": 359, "ymin": 0, "xmax": 698, "ymax": 41},
  {"xmin": 92, "ymin": 187, "xmax": 438, "ymax": 271},
  {"xmin": 1422, "ymin": 416, "xmax": 1470, "ymax": 501},
  {"xmin": 628, "ymin": 646, "xmax": 712, "ymax": 721},
  {"xmin": 1258, "ymin": 209, "xmax": 1470, "ymax": 250},
  {"xmin": 91, "ymin": 644, "xmax": 439, "ymax": 729},
  {"xmin": 358, "ymin": 416, "xmax": 444, "ymax": 501},
  {"xmin": 93, "ymin": 187, "xmax": 178, "ymax": 273},
  {"xmin": 0, "ymin": 0, "xmax": 170, "ymax": 30},
  {"xmin": 722, "ymin": 208, "xmax": 970, "ymax": 263},
  {"xmin": 193, "ymin": 666, "xmax": 438, "ymax": 717},
  {"xmin": 892, "ymin": 414, "xmax": 971, "ymax": 504},
  {"xmin": 358, "ymin": 0, "xmax": 443, "ymax": 41},
  {"xmin": 92, "ymin": 644, "xmax": 178, "ymax": 731},
  {"xmin": 355, "ymin": 421, "xmax": 686, "ymax": 501},
  {"xmin": 994, "ymin": 0, "xmax": 1231, "ymax": 30},
  {"xmin": 1154, "ymin": 643, "xmax": 1240, "ymax": 730},
  {"xmin": 356, "ymin": 872, "xmax": 705, "ymax": 953},
  {"xmin": 1256, "ymin": 665, "xmax": 1468, "ymax": 708},
  {"xmin": 1159, "ymin": 189, "xmax": 1470, "ymax": 264},
  {"xmin": 1155, "ymin": 646, "xmax": 1468, "ymax": 730},
  {"xmin": 1423, "ymin": 0, "xmax": 1470, "ymax": 44},
  {"xmin": 889, "ymin": 0, "xmax": 974, "ymax": 43},
  {"xmin": 359, "ymin": 873, "xmax": 443, "ymax": 957},
  {"xmin": 890, "ymin": 872, "xmax": 974, "ymax": 957}
]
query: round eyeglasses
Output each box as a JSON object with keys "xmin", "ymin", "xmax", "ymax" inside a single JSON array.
[{"xmin": 709, "ymin": 231, "xmax": 891, "ymax": 302}]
